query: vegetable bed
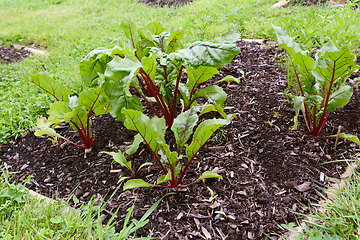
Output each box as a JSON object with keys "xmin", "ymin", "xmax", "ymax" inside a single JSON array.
[{"xmin": 1, "ymin": 39, "xmax": 360, "ymax": 239}]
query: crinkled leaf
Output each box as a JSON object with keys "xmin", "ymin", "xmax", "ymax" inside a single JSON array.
[
  {"xmin": 170, "ymin": 41, "xmax": 240, "ymax": 68},
  {"xmin": 163, "ymin": 29, "xmax": 184, "ymax": 54},
  {"xmin": 171, "ymin": 108, "xmax": 198, "ymax": 152},
  {"xmin": 47, "ymin": 101, "xmax": 71, "ymax": 124},
  {"xmin": 25, "ymin": 73, "xmax": 70, "ymax": 102},
  {"xmin": 158, "ymin": 143, "xmax": 181, "ymax": 179},
  {"xmin": 64, "ymin": 105, "xmax": 89, "ymax": 133},
  {"xmin": 327, "ymin": 85, "xmax": 353, "ymax": 113},
  {"xmin": 122, "ymin": 109, "xmax": 164, "ymax": 158},
  {"xmin": 110, "ymin": 95, "xmax": 142, "ymax": 122},
  {"xmin": 125, "ymin": 133, "xmax": 143, "ymax": 155},
  {"xmin": 104, "ymin": 56, "xmax": 143, "ymax": 121},
  {"xmin": 195, "ymin": 171, "xmax": 223, "ymax": 182},
  {"xmin": 293, "ymin": 96, "xmax": 305, "ymax": 115},
  {"xmin": 186, "ymin": 66, "xmax": 219, "ymax": 94},
  {"xmin": 186, "ymin": 118, "xmax": 230, "ymax": 161},
  {"xmin": 178, "ymin": 82, "xmax": 191, "ymax": 108},
  {"xmin": 193, "ymin": 85, "xmax": 227, "ymax": 106},
  {"xmin": 151, "ymin": 116, "xmax": 166, "ymax": 137},
  {"xmin": 141, "ymin": 53, "xmax": 157, "ymax": 83},
  {"xmin": 77, "ymin": 87, "xmax": 111, "ymax": 115},
  {"xmin": 80, "ymin": 46, "xmax": 132, "ymax": 85},
  {"xmin": 312, "ymin": 45, "xmax": 358, "ymax": 88},
  {"xmin": 34, "ymin": 117, "xmax": 62, "ymax": 138},
  {"xmin": 273, "ymin": 25, "xmax": 308, "ymax": 58},
  {"xmin": 123, "ymin": 179, "xmax": 155, "ymax": 190}
]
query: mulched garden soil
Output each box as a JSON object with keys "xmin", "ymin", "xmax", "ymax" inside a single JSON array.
[
  {"xmin": 1, "ymin": 40, "xmax": 360, "ymax": 239},
  {"xmin": 138, "ymin": 0, "xmax": 193, "ymax": 8},
  {"xmin": 0, "ymin": 45, "xmax": 32, "ymax": 64}
]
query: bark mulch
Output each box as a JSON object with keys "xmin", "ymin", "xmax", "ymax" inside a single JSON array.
[{"xmin": 1, "ymin": 40, "xmax": 360, "ymax": 239}]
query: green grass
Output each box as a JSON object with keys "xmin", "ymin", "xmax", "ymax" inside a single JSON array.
[
  {"xmin": 282, "ymin": 161, "xmax": 360, "ymax": 239},
  {"xmin": 0, "ymin": 162, "xmax": 163, "ymax": 239},
  {"xmin": 1, "ymin": 0, "xmax": 359, "ymax": 143}
]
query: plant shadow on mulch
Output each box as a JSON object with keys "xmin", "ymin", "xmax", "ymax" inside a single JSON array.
[{"xmin": 1, "ymin": 39, "xmax": 360, "ymax": 239}]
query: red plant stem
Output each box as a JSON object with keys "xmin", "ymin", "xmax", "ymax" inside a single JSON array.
[
  {"xmin": 290, "ymin": 59, "xmax": 312, "ymax": 133},
  {"xmin": 312, "ymin": 105, "xmax": 317, "ymax": 135},
  {"xmin": 136, "ymin": 75, "xmax": 151, "ymax": 97},
  {"xmin": 140, "ymin": 69, "xmax": 173, "ymax": 126},
  {"xmin": 171, "ymin": 65, "xmax": 184, "ymax": 119},
  {"xmin": 128, "ymin": 118, "xmax": 168, "ymax": 176},
  {"xmin": 57, "ymin": 136, "xmax": 87, "ymax": 149},
  {"xmin": 313, "ymin": 62, "xmax": 337, "ymax": 136},
  {"xmin": 131, "ymin": 86, "xmax": 161, "ymax": 118},
  {"xmin": 140, "ymin": 72, "xmax": 169, "ymax": 118},
  {"xmin": 163, "ymin": 66, "xmax": 171, "ymax": 108},
  {"xmin": 69, "ymin": 120, "xmax": 91, "ymax": 148},
  {"xmin": 314, "ymin": 112, "xmax": 330, "ymax": 136},
  {"xmin": 159, "ymin": 36, "xmax": 165, "ymax": 53}
]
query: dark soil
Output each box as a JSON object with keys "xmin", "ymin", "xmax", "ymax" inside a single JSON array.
[
  {"xmin": 289, "ymin": 0, "xmax": 329, "ymax": 6},
  {"xmin": 1, "ymin": 40, "xmax": 360, "ymax": 239},
  {"xmin": 0, "ymin": 45, "xmax": 32, "ymax": 64},
  {"xmin": 138, "ymin": 0, "xmax": 194, "ymax": 8}
]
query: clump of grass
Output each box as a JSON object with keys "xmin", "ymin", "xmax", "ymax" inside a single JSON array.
[
  {"xmin": 0, "ymin": 162, "xmax": 162, "ymax": 239},
  {"xmin": 282, "ymin": 161, "xmax": 360, "ymax": 239}
]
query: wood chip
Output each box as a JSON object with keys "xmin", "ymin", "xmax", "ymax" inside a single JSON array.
[
  {"xmin": 211, "ymin": 167, "xmax": 226, "ymax": 174},
  {"xmin": 207, "ymin": 146, "xmax": 225, "ymax": 151},
  {"xmin": 201, "ymin": 226, "xmax": 212, "ymax": 239},
  {"xmin": 176, "ymin": 212, "xmax": 184, "ymax": 220},
  {"xmin": 295, "ymin": 181, "xmax": 311, "ymax": 192},
  {"xmin": 194, "ymin": 218, "xmax": 200, "ymax": 230},
  {"xmin": 110, "ymin": 169, "xmax": 122, "ymax": 173},
  {"xmin": 320, "ymin": 172, "xmax": 325, "ymax": 182}
]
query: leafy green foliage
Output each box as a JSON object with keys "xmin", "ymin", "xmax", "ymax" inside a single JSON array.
[
  {"xmin": 81, "ymin": 19, "xmax": 240, "ymax": 128},
  {"xmin": 108, "ymin": 108, "xmax": 230, "ymax": 189},
  {"xmin": 274, "ymin": 25, "xmax": 359, "ymax": 136},
  {"xmin": 26, "ymin": 73, "xmax": 111, "ymax": 149}
]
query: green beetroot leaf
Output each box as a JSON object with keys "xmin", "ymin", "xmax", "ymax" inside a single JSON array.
[
  {"xmin": 27, "ymin": 73, "xmax": 111, "ymax": 149},
  {"xmin": 273, "ymin": 25, "xmax": 359, "ymax": 136},
  {"xmin": 121, "ymin": 109, "xmax": 166, "ymax": 163},
  {"xmin": 185, "ymin": 118, "xmax": 230, "ymax": 161},
  {"xmin": 25, "ymin": 73, "xmax": 70, "ymax": 102},
  {"xmin": 171, "ymin": 108, "xmax": 198, "ymax": 153},
  {"xmin": 120, "ymin": 108, "xmax": 231, "ymax": 188},
  {"xmin": 169, "ymin": 41, "xmax": 241, "ymax": 68},
  {"xmin": 80, "ymin": 46, "xmax": 133, "ymax": 85},
  {"xmin": 123, "ymin": 179, "xmax": 155, "ymax": 190},
  {"xmin": 104, "ymin": 56, "xmax": 143, "ymax": 121}
]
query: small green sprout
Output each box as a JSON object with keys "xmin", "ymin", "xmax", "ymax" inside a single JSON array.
[
  {"xmin": 214, "ymin": 128, "xmax": 227, "ymax": 143},
  {"xmin": 264, "ymin": 120, "xmax": 276, "ymax": 130},
  {"xmin": 205, "ymin": 187, "xmax": 218, "ymax": 204},
  {"xmin": 273, "ymin": 111, "xmax": 281, "ymax": 119},
  {"xmin": 215, "ymin": 211, "xmax": 236, "ymax": 222}
]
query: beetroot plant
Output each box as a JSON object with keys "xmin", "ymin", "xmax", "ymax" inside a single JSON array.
[
  {"xmin": 80, "ymin": 19, "xmax": 240, "ymax": 128},
  {"xmin": 274, "ymin": 26, "xmax": 359, "ymax": 136},
  {"xmin": 119, "ymin": 108, "xmax": 231, "ymax": 189},
  {"xmin": 26, "ymin": 74, "xmax": 111, "ymax": 149}
]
